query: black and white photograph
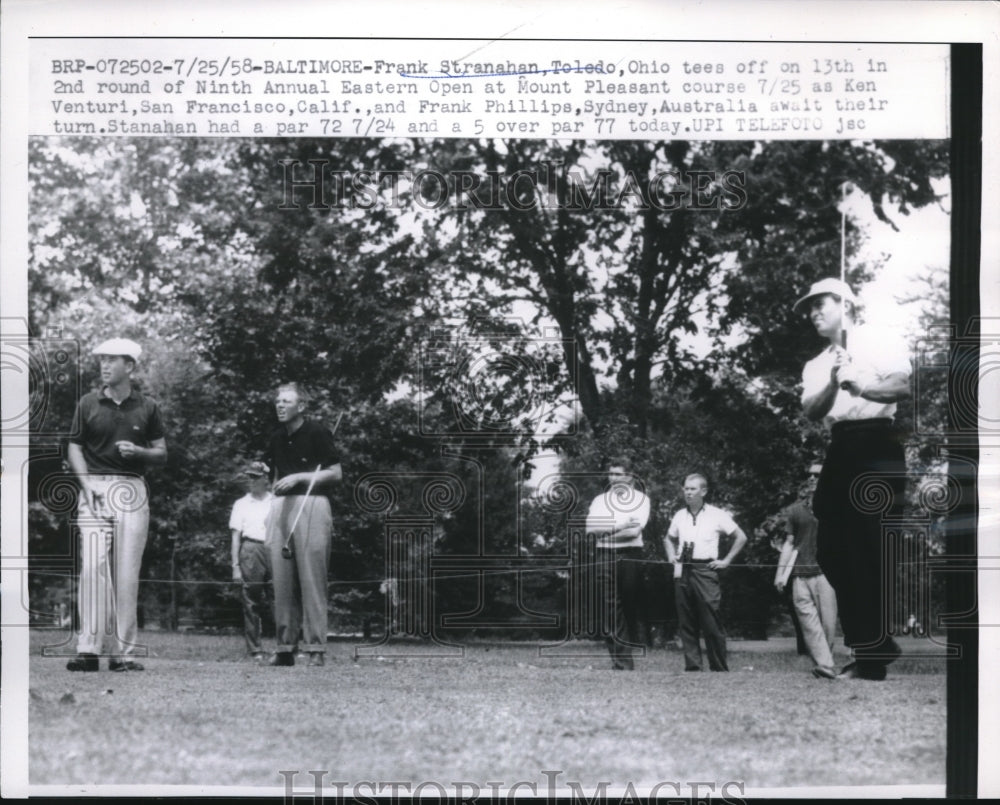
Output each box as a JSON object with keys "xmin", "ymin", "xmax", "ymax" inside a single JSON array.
[{"xmin": 1, "ymin": 1, "xmax": 996, "ymax": 799}]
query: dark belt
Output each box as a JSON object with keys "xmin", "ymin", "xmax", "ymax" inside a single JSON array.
[
  {"xmin": 830, "ymin": 418, "xmax": 892, "ymax": 436},
  {"xmin": 240, "ymin": 537, "xmax": 265, "ymax": 544},
  {"xmin": 688, "ymin": 558, "xmax": 714, "ymax": 564}
]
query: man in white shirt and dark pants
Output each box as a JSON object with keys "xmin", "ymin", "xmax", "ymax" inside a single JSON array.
[
  {"xmin": 585, "ymin": 461, "xmax": 651, "ymax": 670},
  {"xmin": 664, "ymin": 474, "xmax": 747, "ymax": 672},
  {"xmin": 795, "ymin": 277, "xmax": 911, "ymax": 680},
  {"xmin": 229, "ymin": 461, "xmax": 274, "ymax": 662}
]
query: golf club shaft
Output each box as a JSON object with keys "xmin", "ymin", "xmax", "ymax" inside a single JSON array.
[
  {"xmin": 281, "ymin": 412, "xmax": 345, "ymax": 554},
  {"xmin": 283, "ymin": 464, "xmax": 323, "ymax": 553}
]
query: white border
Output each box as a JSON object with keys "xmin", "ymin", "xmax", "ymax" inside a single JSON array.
[{"xmin": 3, "ymin": 0, "xmax": 998, "ymax": 798}]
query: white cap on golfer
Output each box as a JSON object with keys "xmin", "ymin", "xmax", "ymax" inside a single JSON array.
[
  {"xmin": 792, "ymin": 278, "xmax": 858, "ymax": 316},
  {"xmin": 93, "ymin": 338, "xmax": 142, "ymax": 361}
]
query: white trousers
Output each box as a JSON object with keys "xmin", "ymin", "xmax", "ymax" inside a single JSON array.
[{"xmin": 75, "ymin": 475, "xmax": 150, "ymax": 658}]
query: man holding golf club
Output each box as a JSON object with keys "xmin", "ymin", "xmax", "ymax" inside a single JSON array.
[
  {"xmin": 264, "ymin": 383, "xmax": 342, "ymax": 667},
  {"xmin": 796, "ymin": 277, "xmax": 911, "ymax": 680},
  {"xmin": 65, "ymin": 338, "xmax": 167, "ymax": 672}
]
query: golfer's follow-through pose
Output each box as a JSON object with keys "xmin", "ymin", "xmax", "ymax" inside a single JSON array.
[
  {"xmin": 264, "ymin": 383, "xmax": 342, "ymax": 667},
  {"xmin": 796, "ymin": 277, "xmax": 911, "ymax": 680}
]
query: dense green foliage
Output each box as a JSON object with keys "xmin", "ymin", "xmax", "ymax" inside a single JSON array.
[{"xmin": 27, "ymin": 136, "xmax": 949, "ymax": 638}]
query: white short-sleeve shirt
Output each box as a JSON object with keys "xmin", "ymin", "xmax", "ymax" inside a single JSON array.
[
  {"xmin": 229, "ymin": 492, "xmax": 273, "ymax": 542},
  {"xmin": 667, "ymin": 504, "xmax": 738, "ymax": 560},
  {"xmin": 585, "ymin": 486, "xmax": 650, "ymax": 549},
  {"xmin": 801, "ymin": 324, "xmax": 911, "ymax": 424}
]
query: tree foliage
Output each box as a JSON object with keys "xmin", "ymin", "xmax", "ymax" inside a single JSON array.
[{"xmin": 27, "ymin": 135, "xmax": 950, "ymax": 637}]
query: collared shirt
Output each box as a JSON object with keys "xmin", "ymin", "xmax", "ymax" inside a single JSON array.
[
  {"xmin": 783, "ymin": 501, "xmax": 821, "ymax": 577},
  {"xmin": 667, "ymin": 503, "xmax": 738, "ymax": 561},
  {"xmin": 69, "ymin": 386, "xmax": 165, "ymax": 475},
  {"xmin": 585, "ymin": 486, "xmax": 650, "ymax": 549},
  {"xmin": 801, "ymin": 324, "xmax": 911, "ymax": 424},
  {"xmin": 265, "ymin": 418, "xmax": 340, "ymax": 496},
  {"xmin": 229, "ymin": 492, "xmax": 273, "ymax": 542}
]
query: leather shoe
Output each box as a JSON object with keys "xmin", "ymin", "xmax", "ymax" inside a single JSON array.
[
  {"xmin": 109, "ymin": 660, "xmax": 145, "ymax": 672},
  {"xmin": 308, "ymin": 653, "xmax": 325, "ymax": 667},
  {"xmin": 812, "ymin": 665, "xmax": 837, "ymax": 680},
  {"xmin": 66, "ymin": 654, "xmax": 99, "ymax": 672},
  {"xmin": 268, "ymin": 652, "xmax": 295, "ymax": 667},
  {"xmin": 837, "ymin": 661, "xmax": 886, "ymax": 681},
  {"xmin": 855, "ymin": 638, "xmax": 902, "ymax": 667}
]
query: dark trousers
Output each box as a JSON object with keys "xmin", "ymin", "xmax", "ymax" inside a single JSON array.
[
  {"xmin": 814, "ymin": 419, "xmax": 905, "ymax": 661},
  {"xmin": 675, "ymin": 563, "xmax": 728, "ymax": 671},
  {"xmin": 595, "ymin": 547, "xmax": 644, "ymax": 669},
  {"xmin": 238, "ymin": 539, "xmax": 271, "ymax": 655}
]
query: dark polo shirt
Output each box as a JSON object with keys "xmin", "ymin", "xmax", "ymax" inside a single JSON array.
[
  {"xmin": 784, "ymin": 501, "xmax": 821, "ymax": 577},
  {"xmin": 69, "ymin": 386, "xmax": 165, "ymax": 475},
  {"xmin": 266, "ymin": 418, "xmax": 339, "ymax": 496}
]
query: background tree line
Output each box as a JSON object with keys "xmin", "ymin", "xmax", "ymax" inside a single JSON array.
[{"xmin": 26, "ymin": 136, "xmax": 950, "ymax": 640}]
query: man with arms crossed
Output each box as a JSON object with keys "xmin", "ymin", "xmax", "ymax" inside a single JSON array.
[
  {"xmin": 795, "ymin": 277, "xmax": 910, "ymax": 680},
  {"xmin": 664, "ymin": 474, "xmax": 747, "ymax": 672},
  {"xmin": 66, "ymin": 338, "xmax": 167, "ymax": 672},
  {"xmin": 585, "ymin": 461, "xmax": 650, "ymax": 671},
  {"xmin": 264, "ymin": 383, "xmax": 342, "ymax": 667}
]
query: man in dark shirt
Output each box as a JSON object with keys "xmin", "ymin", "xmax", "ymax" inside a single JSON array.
[
  {"xmin": 264, "ymin": 383, "xmax": 342, "ymax": 667},
  {"xmin": 65, "ymin": 338, "xmax": 167, "ymax": 672},
  {"xmin": 775, "ymin": 465, "xmax": 839, "ymax": 679}
]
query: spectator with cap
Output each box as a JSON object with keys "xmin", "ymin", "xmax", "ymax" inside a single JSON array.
[
  {"xmin": 774, "ymin": 464, "xmax": 840, "ymax": 680},
  {"xmin": 65, "ymin": 338, "xmax": 167, "ymax": 672},
  {"xmin": 795, "ymin": 277, "xmax": 911, "ymax": 680},
  {"xmin": 229, "ymin": 460, "xmax": 274, "ymax": 663}
]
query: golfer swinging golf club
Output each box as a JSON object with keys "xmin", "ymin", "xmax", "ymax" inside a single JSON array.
[{"xmin": 264, "ymin": 383, "xmax": 343, "ymax": 667}]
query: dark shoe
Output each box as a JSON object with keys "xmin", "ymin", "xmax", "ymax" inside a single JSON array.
[
  {"xmin": 268, "ymin": 652, "xmax": 295, "ymax": 667},
  {"xmin": 684, "ymin": 666, "xmax": 701, "ymax": 672},
  {"xmin": 857, "ymin": 638, "xmax": 902, "ymax": 667},
  {"xmin": 109, "ymin": 660, "xmax": 145, "ymax": 672},
  {"xmin": 812, "ymin": 665, "xmax": 837, "ymax": 680},
  {"xmin": 308, "ymin": 653, "xmax": 325, "ymax": 667},
  {"xmin": 837, "ymin": 661, "xmax": 886, "ymax": 681},
  {"xmin": 66, "ymin": 654, "xmax": 99, "ymax": 672}
]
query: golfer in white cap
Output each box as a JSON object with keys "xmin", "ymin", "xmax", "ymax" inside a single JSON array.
[
  {"xmin": 795, "ymin": 278, "xmax": 910, "ymax": 680},
  {"xmin": 65, "ymin": 338, "xmax": 167, "ymax": 672}
]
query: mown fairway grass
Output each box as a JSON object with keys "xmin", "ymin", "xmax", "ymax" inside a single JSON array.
[{"xmin": 27, "ymin": 629, "xmax": 947, "ymax": 791}]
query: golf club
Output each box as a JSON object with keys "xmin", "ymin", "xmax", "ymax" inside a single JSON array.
[
  {"xmin": 280, "ymin": 411, "xmax": 345, "ymax": 559},
  {"xmin": 281, "ymin": 464, "xmax": 323, "ymax": 560},
  {"xmin": 838, "ymin": 181, "xmax": 851, "ymax": 388}
]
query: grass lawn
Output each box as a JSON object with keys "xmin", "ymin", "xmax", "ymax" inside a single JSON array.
[{"xmin": 26, "ymin": 629, "xmax": 947, "ymax": 793}]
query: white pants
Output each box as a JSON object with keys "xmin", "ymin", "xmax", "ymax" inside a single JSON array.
[
  {"xmin": 792, "ymin": 573, "xmax": 839, "ymax": 669},
  {"xmin": 75, "ymin": 475, "xmax": 150, "ymax": 658}
]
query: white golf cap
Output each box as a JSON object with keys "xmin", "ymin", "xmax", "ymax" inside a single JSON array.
[
  {"xmin": 792, "ymin": 278, "xmax": 858, "ymax": 315},
  {"xmin": 93, "ymin": 338, "xmax": 142, "ymax": 361}
]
